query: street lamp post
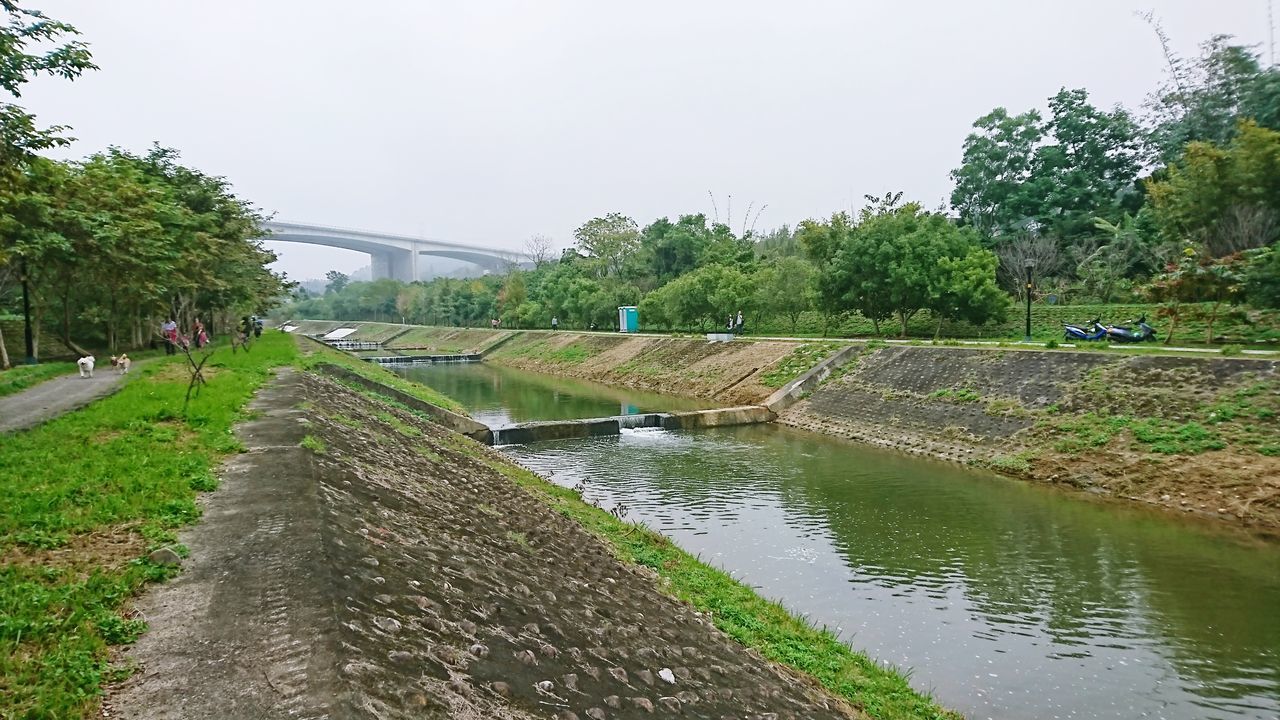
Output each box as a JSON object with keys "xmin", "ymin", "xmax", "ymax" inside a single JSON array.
[
  {"xmin": 21, "ymin": 255, "xmax": 36, "ymax": 365},
  {"xmin": 1023, "ymin": 258, "xmax": 1036, "ymax": 343}
]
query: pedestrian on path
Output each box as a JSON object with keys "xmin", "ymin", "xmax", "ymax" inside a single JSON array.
[
  {"xmin": 551, "ymin": 316, "xmax": 558, "ymax": 331},
  {"xmin": 735, "ymin": 310, "xmax": 744, "ymax": 335},
  {"xmin": 161, "ymin": 318, "xmax": 178, "ymax": 355}
]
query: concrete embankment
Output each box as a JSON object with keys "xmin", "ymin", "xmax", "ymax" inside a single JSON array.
[
  {"xmin": 113, "ymin": 366, "xmax": 866, "ymax": 719},
  {"xmin": 285, "ymin": 321, "xmax": 825, "ymax": 404},
  {"xmin": 493, "ymin": 406, "xmax": 776, "ymax": 445},
  {"xmin": 779, "ymin": 344, "xmax": 1280, "ymax": 529}
]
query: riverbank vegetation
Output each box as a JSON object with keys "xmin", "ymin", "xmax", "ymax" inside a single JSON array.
[
  {"xmin": 0, "ymin": 2, "xmax": 289, "ymax": 369},
  {"xmin": 282, "ymin": 32, "xmax": 1279, "ymax": 346},
  {"xmin": 0, "ymin": 332, "xmax": 296, "ymax": 718}
]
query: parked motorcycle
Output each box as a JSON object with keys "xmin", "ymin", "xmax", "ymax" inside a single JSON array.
[
  {"xmin": 1064, "ymin": 318, "xmax": 1108, "ymax": 342},
  {"xmin": 1104, "ymin": 315, "xmax": 1158, "ymax": 343}
]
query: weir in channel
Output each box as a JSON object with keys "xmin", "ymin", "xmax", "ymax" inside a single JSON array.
[{"xmin": 392, "ymin": 360, "xmax": 1280, "ymax": 720}]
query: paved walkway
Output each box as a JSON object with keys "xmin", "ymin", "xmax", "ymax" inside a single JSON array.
[{"xmin": 0, "ymin": 369, "xmax": 126, "ymax": 433}]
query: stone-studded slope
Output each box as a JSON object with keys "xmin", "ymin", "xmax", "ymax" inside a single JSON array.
[{"xmin": 114, "ymin": 369, "xmax": 860, "ymax": 720}]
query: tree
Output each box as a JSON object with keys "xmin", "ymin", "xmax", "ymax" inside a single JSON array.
[
  {"xmin": 639, "ymin": 264, "xmax": 751, "ymax": 331},
  {"xmin": 755, "ymin": 256, "xmax": 814, "ymax": 334},
  {"xmin": 497, "ymin": 271, "xmax": 526, "ymax": 322},
  {"xmin": 0, "ymin": 2, "xmax": 95, "ymax": 169},
  {"xmin": 1145, "ymin": 121, "xmax": 1280, "ymax": 255},
  {"xmin": 0, "ymin": 2, "xmax": 95, "ymax": 364},
  {"xmin": 523, "ymin": 234, "xmax": 556, "ymax": 268},
  {"xmin": 929, "ymin": 247, "xmax": 1009, "ymax": 336},
  {"xmin": 1143, "ymin": 34, "xmax": 1280, "ymax": 164},
  {"xmin": 325, "ymin": 270, "xmax": 349, "ymax": 295},
  {"xmin": 826, "ymin": 202, "xmax": 1003, "ymax": 336},
  {"xmin": 573, "ymin": 212, "xmax": 640, "ymax": 278},
  {"xmin": 1244, "ymin": 246, "xmax": 1280, "ymax": 308},
  {"xmin": 1034, "ymin": 88, "xmax": 1142, "ymax": 237},
  {"xmin": 1147, "ymin": 245, "xmax": 1246, "ymax": 344},
  {"xmin": 949, "ymin": 108, "xmax": 1043, "ymax": 237},
  {"xmin": 951, "ymin": 90, "xmax": 1141, "ymax": 241},
  {"xmin": 993, "ymin": 233, "xmax": 1062, "ymax": 293}
]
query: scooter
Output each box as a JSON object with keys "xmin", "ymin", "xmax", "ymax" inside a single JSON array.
[
  {"xmin": 1064, "ymin": 318, "xmax": 1108, "ymax": 342},
  {"xmin": 1105, "ymin": 315, "xmax": 1158, "ymax": 343}
]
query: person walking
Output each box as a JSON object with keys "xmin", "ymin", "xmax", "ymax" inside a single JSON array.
[
  {"xmin": 727, "ymin": 314, "xmax": 734, "ymax": 334},
  {"xmin": 551, "ymin": 316, "xmax": 559, "ymax": 331},
  {"xmin": 193, "ymin": 319, "xmax": 206, "ymax": 348},
  {"xmin": 735, "ymin": 310, "xmax": 744, "ymax": 335},
  {"xmin": 161, "ymin": 318, "xmax": 178, "ymax": 355}
]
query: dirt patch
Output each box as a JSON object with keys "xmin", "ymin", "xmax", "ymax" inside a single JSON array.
[
  {"xmin": 146, "ymin": 364, "xmax": 222, "ymax": 383},
  {"xmin": 490, "ymin": 333, "xmax": 806, "ymax": 405},
  {"xmin": 1, "ymin": 524, "xmax": 146, "ymax": 575},
  {"xmin": 1026, "ymin": 443, "xmax": 1280, "ymax": 529},
  {"xmin": 111, "ymin": 370, "xmax": 861, "ymax": 719}
]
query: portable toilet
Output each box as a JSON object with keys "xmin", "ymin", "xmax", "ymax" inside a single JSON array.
[{"xmin": 618, "ymin": 306, "xmax": 639, "ymax": 333}]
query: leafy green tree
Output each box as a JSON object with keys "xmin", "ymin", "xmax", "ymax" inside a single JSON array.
[
  {"xmin": 1035, "ymin": 88, "xmax": 1142, "ymax": 237},
  {"xmin": 639, "ymin": 264, "xmax": 750, "ymax": 331},
  {"xmin": 573, "ymin": 212, "xmax": 639, "ymax": 278},
  {"xmin": 949, "ymin": 108, "xmax": 1043, "ymax": 237},
  {"xmin": 827, "ymin": 202, "xmax": 1003, "ymax": 336},
  {"xmin": 0, "ymin": 2, "xmax": 95, "ymax": 169},
  {"xmin": 0, "ymin": 2, "xmax": 95, "ymax": 364},
  {"xmin": 1145, "ymin": 120, "xmax": 1280, "ymax": 255},
  {"xmin": 951, "ymin": 90, "xmax": 1140, "ymax": 240},
  {"xmin": 1244, "ymin": 246, "xmax": 1280, "ymax": 308},
  {"xmin": 755, "ymin": 256, "xmax": 814, "ymax": 334}
]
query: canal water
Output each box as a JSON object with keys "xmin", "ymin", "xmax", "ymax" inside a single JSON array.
[{"xmin": 396, "ymin": 362, "xmax": 1280, "ymax": 720}]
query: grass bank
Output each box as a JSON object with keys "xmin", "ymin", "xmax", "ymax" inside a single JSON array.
[
  {"xmin": 0, "ymin": 332, "xmax": 297, "ymax": 719},
  {"xmin": 435, "ymin": 437, "xmax": 960, "ymax": 719},
  {"xmin": 0, "ymin": 362, "xmax": 78, "ymax": 398},
  {"xmin": 294, "ymin": 336, "xmax": 467, "ymax": 414}
]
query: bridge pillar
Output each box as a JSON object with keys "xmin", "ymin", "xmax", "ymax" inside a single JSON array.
[{"xmin": 370, "ymin": 248, "xmax": 417, "ymax": 282}]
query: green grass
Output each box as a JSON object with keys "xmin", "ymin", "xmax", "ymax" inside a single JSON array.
[
  {"xmin": 0, "ymin": 361, "xmax": 78, "ymax": 398},
  {"xmin": 982, "ymin": 450, "xmax": 1036, "ymax": 474},
  {"xmin": 456, "ymin": 447, "xmax": 959, "ymax": 720},
  {"xmin": 928, "ymin": 387, "xmax": 981, "ymax": 403},
  {"xmin": 300, "ymin": 434, "xmax": 327, "ymax": 454},
  {"xmin": 760, "ymin": 342, "xmax": 844, "ymax": 388},
  {"xmin": 374, "ymin": 411, "xmax": 422, "ymax": 437},
  {"xmin": 545, "ymin": 343, "xmax": 592, "ymax": 363},
  {"xmin": 0, "ymin": 332, "xmax": 297, "ymax": 719}
]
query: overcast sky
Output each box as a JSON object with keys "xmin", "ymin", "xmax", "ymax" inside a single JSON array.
[{"xmin": 20, "ymin": 1, "xmax": 1275, "ymax": 281}]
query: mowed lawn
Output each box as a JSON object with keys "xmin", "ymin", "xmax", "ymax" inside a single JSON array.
[{"xmin": 0, "ymin": 333, "xmax": 296, "ymax": 719}]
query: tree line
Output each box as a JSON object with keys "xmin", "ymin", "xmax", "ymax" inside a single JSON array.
[
  {"xmin": 287, "ymin": 30, "xmax": 1280, "ymax": 343},
  {"xmin": 0, "ymin": 3, "xmax": 289, "ymax": 367}
]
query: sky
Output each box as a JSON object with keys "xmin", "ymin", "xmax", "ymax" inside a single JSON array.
[{"xmin": 19, "ymin": 1, "xmax": 1276, "ymax": 282}]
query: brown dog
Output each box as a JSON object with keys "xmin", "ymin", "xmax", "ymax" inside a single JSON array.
[{"xmin": 110, "ymin": 354, "xmax": 131, "ymax": 374}]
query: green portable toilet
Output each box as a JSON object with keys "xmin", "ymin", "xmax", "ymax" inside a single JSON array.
[{"xmin": 618, "ymin": 306, "xmax": 639, "ymax": 333}]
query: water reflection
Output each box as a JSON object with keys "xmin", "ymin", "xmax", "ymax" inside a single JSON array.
[
  {"xmin": 506, "ymin": 425, "xmax": 1280, "ymax": 720},
  {"xmin": 393, "ymin": 362, "xmax": 713, "ymax": 426},
  {"xmin": 405, "ymin": 361, "xmax": 1280, "ymax": 719}
]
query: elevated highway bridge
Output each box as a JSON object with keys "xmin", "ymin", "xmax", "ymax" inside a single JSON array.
[{"xmin": 262, "ymin": 221, "xmax": 525, "ymax": 280}]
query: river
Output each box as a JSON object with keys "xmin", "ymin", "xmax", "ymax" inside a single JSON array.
[{"xmin": 395, "ymin": 361, "xmax": 1280, "ymax": 720}]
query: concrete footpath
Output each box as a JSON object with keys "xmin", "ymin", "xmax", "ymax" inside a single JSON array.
[{"xmin": 0, "ymin": 370, "xmax": 126, "ymax": 433}]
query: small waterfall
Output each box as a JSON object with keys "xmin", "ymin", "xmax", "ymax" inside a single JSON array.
[{"xmin": 615, "ymin": 413, "xmax": 661, "ymax": 430}]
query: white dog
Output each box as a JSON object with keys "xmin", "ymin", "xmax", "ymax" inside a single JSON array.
[
  {"xmin": 110, "ymin": 354, "xmax": 131, "ymax": 374},
  {"xmin": 77, "ymin": 355, "xmax": 95, "ymax": 378}
]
